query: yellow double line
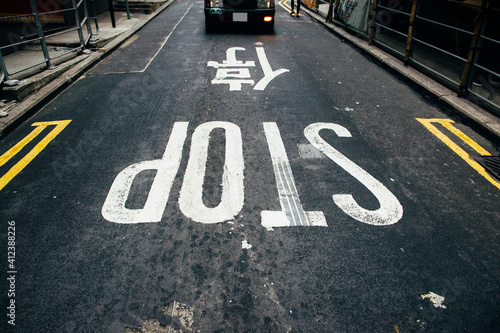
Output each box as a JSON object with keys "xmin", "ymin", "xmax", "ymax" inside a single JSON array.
[
  {"xmin": 417, "ymin": 118, "xmax": 500, "ymax": 190},
  {"xmin": 279, "ymin": 0, "xmax": 292, "ymax": 13},
  {"xmin": 0, "ymin": 120, "xmax": 71, "ymax": 191}
]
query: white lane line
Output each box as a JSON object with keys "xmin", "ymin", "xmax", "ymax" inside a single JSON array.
[{"xmin": 139, "ymin": 3, "xmax": 195, "ymax": 72}]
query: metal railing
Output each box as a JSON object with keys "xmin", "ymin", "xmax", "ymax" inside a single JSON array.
[
  {"xmin": 368, "ymin": 0, "xmax": 500, "ymax": 117},
  {"xmin": 0, "ymin": 0, "xmax": 98, "ymax": 82}
]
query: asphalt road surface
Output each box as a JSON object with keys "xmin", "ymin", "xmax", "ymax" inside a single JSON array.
[{"xmin": 2, "ymin": 0, "xmax": 500, "ymax": 332}]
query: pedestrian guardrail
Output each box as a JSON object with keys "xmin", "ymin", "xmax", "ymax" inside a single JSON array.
[
  {"xmin": 0, "ymin": 0, "xmax": 98, "ymax": 82},
  {"xmin": 368, "ymin": 0, "xmax": 500, "ymax": 117}
]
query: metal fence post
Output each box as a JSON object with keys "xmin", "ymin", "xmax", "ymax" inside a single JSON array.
[
  {"xmin": 87, "ymin": 0, "xmax": 100, "ymax": 39},
  {"xmin": 30, "ymin": 0, "xmax": 53, "ymax": 70},
  {"xmin": 72, "ymin": 0, "xmax": 87, "ymax": 49},
  {"xmin": 458, "ymin": 0, "xmax": 489, "ymax": 96},
  {"xmin": 0, "ymin": 52, "xmax": 9, "ymax": 82},
  {"xmin": 369, "ymin": 0, "xmax": 378, "ymax": 45},
  {"xmin": 404, "ymin": 0, "xmax": 418, "ymax": 65},
  {"xmin": 326, "ymin": 0, "xmax": 335, "ymax": 23},
  {"xmin": 108, "ymin": 0, "xmax": 116, "ymax": 28},
  {"xmin": 126, "ymin": 0, "xmax": 131, "ymax": 19},
  {"xmin": 82, "ymin": 0, "xmax": 93, "ymax": 40}
]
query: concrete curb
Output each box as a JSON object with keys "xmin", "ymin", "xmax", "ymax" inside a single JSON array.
[
  {"xmin": 0, "ymin": 0, "xmax": 177, "ymax": 137},
  {"xmin": 301, "ymin": 7, "xmax": 500, "ymax": 143}
]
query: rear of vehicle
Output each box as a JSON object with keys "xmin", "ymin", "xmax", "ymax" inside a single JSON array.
[{"xmin": 204, "ymin": 0, "xmax": 275, "ymax": 31}]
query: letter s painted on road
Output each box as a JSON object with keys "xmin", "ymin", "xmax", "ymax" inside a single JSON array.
[{"xmin": 304, "ymin": 123, "xmax": 403, "ymax": 226}]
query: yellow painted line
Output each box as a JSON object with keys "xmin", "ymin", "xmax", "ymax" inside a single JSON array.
[
  {"xmin": 0, "ymin": 125, "xmax": 46, "ymax": 168},
  {"xmin": 416, "ymin": 118, "xmax": 500, "ymax": 190},
  {"xmin": 279, "ymin": 0, "xmax": 292, "ymax": 12},
  {"xmin": 0, "ymin": 120, "xmax": 72, "ymax": 191}
]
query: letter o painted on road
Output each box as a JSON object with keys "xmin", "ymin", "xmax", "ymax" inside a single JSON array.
[{"xmin": 179, "ymin": 121, "xmax": 245, "ymax": 223}]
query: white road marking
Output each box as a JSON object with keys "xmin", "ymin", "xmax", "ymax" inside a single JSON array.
[
  {"xmin": 261, "ymin": 122, "xmax": 327, "ymax": 230},
  {"xmin": 179, "ymin": 121, "xmax": 245, "ymax": 224},
  {"xmin": 208, "ymin": 47, "xmax": 289, "ymax": 91},
  {"xmin": 207, "ymin": 47, "xmax": 256, "ymax": 68},
  {"xmin": 304, "ymin": 123, "xmax": 403, "ymax": 226},
  {"xmin": 102, "ymin": 121, "xmax": 403, "ymax": 228},
  {"xmin": 208, "ymin": 47, "xmax": 256, "ymax": 91},
  {"xmin": 140, "ymin": 4, "xmax": 194, "ymax": 72},
  {"xmin": 102, "ymin": 122, "xmax": 189, "ymax": 223},
  {"xmin": 254, "ymin": 47, "xmax": 289, "ymax": 91}
]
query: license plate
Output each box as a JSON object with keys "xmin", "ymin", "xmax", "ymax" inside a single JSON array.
[{"xmin": 233, "ymin": 12, "xmax": 248, "ymax": 22}]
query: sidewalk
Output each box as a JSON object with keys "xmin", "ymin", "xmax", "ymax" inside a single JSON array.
[
  {"xmin": 1, "ymin": 11, "xmax": 149, "ymax": 99},
  {"xmin": 0, "ymin": 0, "xmax": 175, "ymax": 137},
  {"xmin": 1, "ymin": 1, "xmax": 500, "ymax": 142}
]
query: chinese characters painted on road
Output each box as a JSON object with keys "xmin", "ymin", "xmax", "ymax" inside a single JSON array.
[{"xmin": 207, "ymin": 46, "xmax": 289, "ymax": 91}]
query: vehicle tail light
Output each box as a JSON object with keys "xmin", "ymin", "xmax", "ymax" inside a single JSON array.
[
  {"xmin": 210, "ymin": 0, "xmax": 223, "ymax": 7},
  {"xmin": 257, "ymin": 0, "xmax": 275, "ymax": 8}
]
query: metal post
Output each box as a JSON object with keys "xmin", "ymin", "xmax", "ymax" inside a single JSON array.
[
  {"xmin": 326, "ymin": 0, "xmax": 335, "ymax": 23},
  {"xmin": 125, "ymin": 0, "xmax": 131, "ymax": 19},
  {"xmin": 458, "ymin": 0, "xmax": 489, "ymax": 96},
  {"xmin": 88, "ymin": 0, "xmax": 100, "ymax": 36},
  {"xmin": 108, "ymin": 0, "xmax": 116, "ymax": 28},
  {"xmin": 72, "ymin": 0, "xmax": 86, "ymax": 48},
  {"xmin": 82, "ymin": 0, "xmax": 93, "ymax": 42},
  {"xmin": 369, "ymin": 0, "xmax": 378, "ymax": 45},
  {"xmin": 87, "ymin": 0, "xmax": 99, "ymax": 39},
  {"xmin": 30, "ymin": 0, "xmax": 53, "ymax": 70},
  {"xmin": 404, "ymin": 0, "xmax": 419, "ymax": 65},
  {"xmin": 0, "ymin": 52, "xmax": 9, "ymax": 82}
]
